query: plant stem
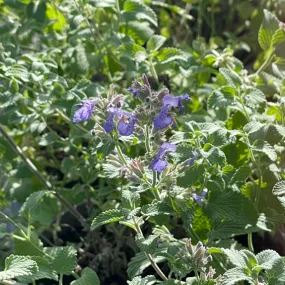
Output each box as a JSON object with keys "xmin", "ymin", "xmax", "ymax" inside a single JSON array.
[
  {"xmin": 0, "ymin": 125, "xmax": 86, "ymax": 226},
  {"xmin": 237, "ymin": 89, "xmax": 251, "ymax": 122},
  {"xmin": 59, "ymin": 274, "xmax": 63, "ymax": 285},
  {"xmin": 32, "ymin": 281, "xmax": 36, "ymax": 285},
  {"xmin": 132, "ymin": 217, "xmax": 168, "ymax": 281},
  {"xmin": 248, "ymin": 233, "xmax": 254, "ymax": 252},
  {"xmin": 197, "ymin": 0, "xmax": 204, "ymax": 37},
  {"xmin": 194, "ymin": 270, "xmax": 200, "ymax": 284},
  {"xmin": 148, "ymin": 59, "xmax": 159, "ymax": 84},
  {"xmin": 144, "ymin": 125, "xmax": 151, "ymax": 154},
  {"xmin": 114, "ymin": 138, "xmax": 127, "ymax": 166},
  {"xmin": 151, "ymin": 171, "xmax": 161, "ymax": 201},
  {"xmin": 249, "ymin": 50, "xmax": 275, "ymax": 79}
]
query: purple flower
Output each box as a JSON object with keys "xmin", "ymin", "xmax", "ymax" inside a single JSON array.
[
  {"xmin": 163, "ymin": 94, "xmax": 190, "ymax": 113},
  {"xmin": 118, "ymin": 113, "xmax": 136, "ymax": 136},
  {"xmin": 103, "ymin": 113, "xmax": 115, "ymax": 133},
  {"xmin": 150, "ymin": 158, "xmax": 168, "ymax": 173},
  {"xmin": 127, "ymin": 87, "xmax": 141, "ymax": 97},
  {"xmin": 193, "ymin": 190, "xmax": 207, "ymax": 206},
  {"xmin": 153, "ymin": 106, "xmax": 173, "ymax": 129},
  {"xmin": 73, "ymin": 99, "xmax": 96, "ymax": 123},
  {"xmin": 150, "ymin": 142, "xmax": 177, "ymax": 173}
]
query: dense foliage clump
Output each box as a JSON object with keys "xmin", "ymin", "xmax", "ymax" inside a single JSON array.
[{"xmin": 0, "ymin": 1, "xmax": 285, "ymax": 285}]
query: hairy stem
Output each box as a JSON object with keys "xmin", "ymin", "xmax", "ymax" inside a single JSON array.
[
  {"xmin": 59, "ymin": 274, "xmax": 63, "ymax": 285},
  {"xmin": 248, "ymin": 233, "xmax": 254, "ymax": 252},
  {"xmin": 132, "ymin": 217, "xmax": 167, "ymax": 281},
  {"xmin": 148, "ymin": 59, "xmax": 159, "ymax": 84},
  {"xmin": 115, "ymin": 138, "xmax": 127, "ymax": 166},
  {"xmin": 0, "ymin": 125, "xmax": 86, "ymax": 226}
]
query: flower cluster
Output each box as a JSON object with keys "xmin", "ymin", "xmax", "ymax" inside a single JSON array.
[{"xmin": 150, "ymin": 142, "xmax": 177, "ymax": 173}]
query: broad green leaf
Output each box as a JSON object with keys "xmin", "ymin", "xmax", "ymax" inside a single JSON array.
[
  {"xmin": 124, "ymin": 0, "xmax": 157, "ymax": 27},
  {"xmin": 266, "ymin": 259, "xmax": 285, "ymax": 285},
  {"xmin": 147, "ymin": 35, "xmax": 166, "ymax": 51},
  {"xmin": 45, "ymin": 246, "xmax": 77, "ymax": 275},
  {"xmin": 120, "ymin": 21, "xmax": 154, "ymax": 45},
  {"xmin": 5, "ymin": 65, "xmax": 29, "ymax": 82},
  {"xmin": 135, "ymin": 235, "xmax": 158, "ymax": 254},
  {"xmin": 156, "ymin": 48, "xmax": 186, "ymax": 64},
  {"xmin": 204, "ymin": 190, "xmax": 258, "ymax": 225},
  {"xmin": 243, "ymin": 88, "xmax": 266, "ymax": 109},
  {"xmin": 203, "ymin": 145, "xmax": 227, "ymax": 167},
  {"xmin": 91, "ymin": 0, "xmax": 115, "ymax": 7},
  {"xmin": 127, "ymin": 275, "xmax": 156, "ymax": 285},
  {"xmin": 254, "ymin": 250, "xmax": 281, "ymax": 272},
  {"xmin": 18, "ymin": 256, "xmax": 58, "ymax": 283},
  {"xmin": 141, "ymin": 202, "xmax": 173, "ymax": 217},
  {"xmin": 91, "ymin": 209, "xmax": 124, "ymax": 230},
  {"xmin": 71, "ymin": 268, "xmax": 100, "ymax": 285},
  {"xmin": 120, "ymin": 43, "xmax": 147, "ymax": 62},
  {"xmin": 272, "ymin": 181, "xmax": 285, "ymax": 209},
  {"xmin": 230, "ymin": 165, "xmax": 251, "ymax": 185},
  {"xmin": 221, "ymin": 267, "xmax": 254, "ymax": 285},
  {"xmin": 46, "ymin": 3, "xmax": 66, "ymax": 31},
  {"xmin": 127, "ymin": 252, "xmax": 165, "ymax": 279},
  {"xmin": 252, "ymin": 140, "xmax": 277, "ymax": 161},
  {"xmin": 219, "ymin": 68, "xmax": 242, "ymax": 87},
  {"xmin": 207, "ymin": 86, "xmax": 235, "ymax": 109},
  {"xmin": 0, "ymin": 255, "xmax": 38, "ymax": 281},
  {"xmin": 20, "ymin": 190, "xmax": 54, "ymax": 222},
  {"xmin": 177, "ymin": 164, "xmax": 205, "ymax": 187},
  {"xmin": 272, "ymin": 29, "xmax": 285, "ymax": 58},
  {"xmin": 258, "ymin": 9, "xmax": 280, "ymax": 51},
  {"xmin": 122, "ymin": 190, "xmax": 141, "ymax": 210}
]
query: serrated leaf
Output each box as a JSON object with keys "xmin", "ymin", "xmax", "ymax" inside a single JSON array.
[
  {"xmin": 230, "ymin": 165, "xmax": 251, "ymax": 184},
  {"xmin": 267, "ymin": 259, "xmax": 285, "ymax": 285},
  {"xmin": 177, "ymin": 164, "xmax": 205, "ymax": 187},
  {"xmin": 221, "ymin": 267, "xmax": 254, "ymax": 285},
  {"xmin": 254, "ymin": 250, "xmax": 281, "ymax": 272},
  {"xmin": 120, "ymin": 43, "xmax": 147, "ymax": 62},
  {"xmin": 273, "ymin": 181, "xmax": 285, "ymax": 209},
  {"xmin": 19, "ymin": 190, "xmax": 54, "ymax": 222},
  {"xmin": 5, "ymin": 65, "xmax": 29, "ymax": 82},
  {"xmin": 258, "ymin": 9, "xmax": 280, "ymax": 50},
  {"xmin": 147, "ymin": 35, "xmax": 166, "ymax": 51},
  {"xmin": 203, "ymin": 145, "xmax": 227, "ymax": 167},
  {"xmin": 91, "ymin": 0, "xmax": 115, "ymax": 7},
  {"xmin": 207, "ymin": 86, "xmax": 235, "ymax": 109},
  {"xmin": 244, "ymin": 88, "xmax": 266, "ymax": 109},
  {"xmin": 122, "ymin": 190, "xmax": 141, "ymax": 210},
  {"xmin": 0, "ymin": 255, "xmax": 38, "ymax": 281},
  {"xmin": 127, "ymin": 275, "xmax": 156, "ymax": 285},
  {"xmin": 141, "ymin": 202, "xmax": 173, "ymax": 217},
  {"xmin": 136, "ymin": 235, "xmax": 158, "ymax": 254},
  {"xmin": 18, "ymin": 256, "xmax": 58, "ymax": 283},
  {"xmin": 91, "ymin": 209, "xmax": 124, "ymax": 230},
  {"xmin": 127, "ymin": 252, "xmax": 165, "ymax": 279},
  {"xmin": 124, "ymin": 0, "xmax": 157, "ymax": 27},
  {"xmin": 252, "ymin": 140, "xmax": 277, "ymax": 161},
  {"xmin": 156, "ymin": 48, "xmax": 186, "ymax": 64},
  {"xmin": 45, "ymin": 246, "xmax": 77, "ymax": 275},
  {"xmin": 120, "ymin": 21, "xmax": 154, "ymax": 45},
  {"xmin": 219, "ymin": 68, "xmax": 242, "ymax": 87},
  {"xmin": 204, "ymin": 190, "xmax": 258, "ymax": 224},
  {"xmin": 71, "ymin": 267, "xmax": 100, "ymax": 285}
]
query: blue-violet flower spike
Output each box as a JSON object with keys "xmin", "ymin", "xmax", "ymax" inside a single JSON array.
[
  {"xmin": 103, "ymin": 113, "xmax": 115, "ymax": 133},
  {"xmin": 153, "ymin": 106, "xmax": 173, "ymax": 129},
  {"xmin": 162, "ymin": 94, "xmax": 190, "ymax": 108},
  {"xmin": 118, "ymin": 114, "xmax": 136, "ymax": 136},
  {"xmin": 73, "ymin": 99, "xmax": 95, "ymax": 123}
]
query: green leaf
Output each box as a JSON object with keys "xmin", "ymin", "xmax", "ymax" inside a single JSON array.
[
  {"xmin": 221, "ymin": 267, "xmax": 254, "ymax": 285},
  {"xmin": 207, "ymin": 86, "xmax": 235, "ymax": 109},
  {"xmin": 266, "ymin": 259, "xmax": 285, "ymax": 285},
  {"xmin": 230, "ymin": 165, "xmax": 251, "ymax": 185},
  {"xmin": 91, "ymin": 209, "xmax": 124, "ymax": 230},
  {"xmin": 91, "ymin": 0, "xmax": 115, "ymax": 7},
  {"xmin": 45, "ymin": 246, "xmax": 77, "ymax": 275},
  {"xmin": 127, "ymin": 252, "xmax": 165, "ymax": 279},
  {"xmin": 120, "ymin": 21, "xmax": 154, "ymax": 45},
  {"xmin": 156, "ymin": 48, "xmax": 186, "ymax": 64},
  {"xmin": 254, "ymin": 250, "xmax": 281, "ymax": 272},
  {"xmin": 135, "ymin": 235, "xmax": 158, "ymax": 254},
  {"xmin": 243, "ymin": 88, "xmax": 266, "ymax": 109},
  {"xmin": 272, "ymin": 181, "xmax": 285, "ymax": 209},
  {"xmin": 124, "ymin": 0, "xmax": 157, "ymax": 27},
  {"xmin": 204, "ymin": 190, "xmax": 258, "ymax": 225},
  {"xmin": 127, "ymin": 275, "xmax": 156, "ymax": 285},
  {"xmin": 18, "ymin": 256, "xmax": 58, "ymax": 283},
  {"xmin": 5, "ymin": 65, "xmax": 29, "ymax": 82},
  {"xmin": 46, "ymin": 3, "xmax": 66, "ymax": 31},
  {"xmin": 177, "ymin": 164, "xmax": 205, "ymax": 187},
  {"xmin": 203, "ymin": 145, "xmax": 227, "ymax": 167},
  {"xmin": 19, "ymin": 190, "xmax": 54, "ymax": 222},
  {"xmin": 258, "ymin": 9, "xmax": 280, "ymax": 51},
  {"xmin": 0, "ymin": 255, "xmax": 38, "ymax": 281},
  {"xmin": 252, "ymin": 140, "xmax": 277, "ymax": 161},
  {"xmin": 120, "ymin": 43, "xmax": 147, "ymax": 62},
  {"xmin": 147, "ymin": 35, "xmax": 166, "ymax": 51},
  {"xmin": 71, "ymin": 268, "xmax": 100, "ymax": 285},
  {"xmin": 141, "ymin": 202, "xmax": 173, "ymax": 217},
  {"xmin": 122, "ymin": 190, "xmax": 141, "ymax": 210},
  {"xmin": 219, "ymin": 68, "xmax": 242, "ymax": 87}
]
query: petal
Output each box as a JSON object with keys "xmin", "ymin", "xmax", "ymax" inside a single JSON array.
[
  {"xmin": 150, "ymin": 158, "xmax": 168, "ymax": 173},
  {"xmin": 162, "ymin": 95, "xmax": 179, "ymax": 107},
  {"xmin": 73, "ymin": 106, "xmax": 92, "ymax": 122},
  {"xmin": 153, "ymin": 106, "xmax": 173, "ymax": 129},
  {"xmin": 103, "ymin": 114, "xmax": 115, "ymax": 133},
  {"xmin": 161, "ymin": 142, "xmax": 177, "ymax": 152},
  {"xmin": 118, "ymin": 115, "xmax": 136, "ymax": 136}
]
